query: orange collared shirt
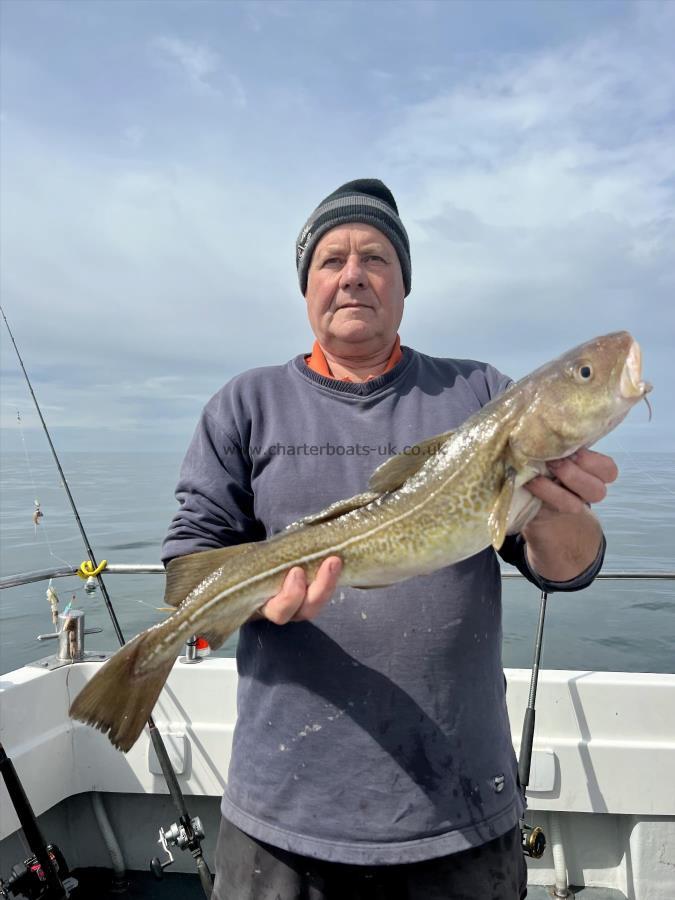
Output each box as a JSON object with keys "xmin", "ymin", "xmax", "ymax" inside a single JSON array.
[{"xmin": 305, "ymin": 336, "xmax": 402, "ymax": 382}]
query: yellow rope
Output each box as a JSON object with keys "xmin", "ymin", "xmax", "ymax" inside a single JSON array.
[{"xmin": 77, "ymin": 559, "xmax": 107, "ymax": 579}]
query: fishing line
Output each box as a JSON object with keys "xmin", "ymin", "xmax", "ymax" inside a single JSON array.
[
  {"xmin": 1, "ymin": 305, "xmax": 125, "ymax": 643},
  {"xmin": 130, "ymin": 596, "xmax": 168, "ymax": 612},
  {"xmin": 1, "ymin": 303, "xmax": 214, "ymax": 897},
  {"xmin": 16, "ymin": 412, "xmax": 164, "ymax": 616},
  {"xmin": 16, "ymin": 409, "xmax": 74, "ymax": 568}
]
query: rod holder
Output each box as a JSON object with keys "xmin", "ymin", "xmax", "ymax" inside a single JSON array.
[
  {"xmin": 37, "ymin": 610, "xmax": 102, "ymax": 661},
  {"xmin": 181, "ymin": 635, "xmax": 202, "ymax": 665}
]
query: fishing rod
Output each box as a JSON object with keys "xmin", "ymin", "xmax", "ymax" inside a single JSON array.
[
  {"xmin": 1, "ymin": 305, "xmax": 214, "ymax": 898},
  {"xmin": 518, "ymin": 587, "xmax": 548, "ymax": 859},
  {"xmin": 0, "ymin": 741, "xmax": 74, "ymax": 899}
]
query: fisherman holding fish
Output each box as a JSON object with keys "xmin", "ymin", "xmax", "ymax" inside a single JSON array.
[
  {"xmin": 166, "ymin": 179, "xmax": 623, "ymax": 900},
  {"xmin": 71, "ymin": 180, "xmax": 651, "ymax": 898}
]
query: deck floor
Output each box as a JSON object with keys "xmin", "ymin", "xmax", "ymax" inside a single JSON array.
[
  {"xmin": 71, "ymin": 868, "xmax": 628, "ymax": 899},
  {"xmin": 72, "ymin": 867, "xmax": 204, "ymax": 898}
]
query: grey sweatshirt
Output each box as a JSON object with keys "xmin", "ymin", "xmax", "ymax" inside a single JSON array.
[{"xmin": 163, "ymin": 347, "xmax": 604, "ymax": 864}]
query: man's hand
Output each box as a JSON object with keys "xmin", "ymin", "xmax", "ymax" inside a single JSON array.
[
  {"xmin": 256, "ymin": 557, "xmax": 343, "ymax": 625},
  {"xmin": 521, "ymin": 448, "xmax": 617, "ymax": 582},
  {"xmin": 524, "ymin": 448, "xmax": 618, "ymax": 517}
]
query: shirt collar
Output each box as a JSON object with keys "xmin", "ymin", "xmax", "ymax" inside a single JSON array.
[{"xmin": 304, "ymin": 336, "xmax": 402, "ymax": 382}]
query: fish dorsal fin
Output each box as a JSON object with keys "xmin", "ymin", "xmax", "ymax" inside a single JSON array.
[
  {"xmin": 284, "ymin": 490, "xmax": 382, "ymax": 532},
  {"xmin": 488, "ymin": 467, "xmax": 517, "ymax": 551},
  {"xmin": 368, "ymin": 429, "xmax": 455, "ymax": 493},
  {"xmin": 164, "ymin": 544, "xmax": 254, "ymax": 609}
]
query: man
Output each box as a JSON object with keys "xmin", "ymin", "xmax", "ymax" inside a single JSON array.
[{"xmin": 163, "ymin": 179, "xmax": 615, "ymax": 899}]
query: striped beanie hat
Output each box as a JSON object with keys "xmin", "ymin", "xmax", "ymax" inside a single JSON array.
[{"xmin": 296, "ymin": 179, "xmax": 411, "ymax": 296}]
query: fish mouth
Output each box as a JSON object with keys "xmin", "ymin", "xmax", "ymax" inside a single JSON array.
[{"xmin": 620, "ymin": 339, "xmax": 652, "ymax": 399}]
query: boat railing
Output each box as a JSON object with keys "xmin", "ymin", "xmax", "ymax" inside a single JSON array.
[
  {"xmin": 3, "ymin": 564, "xmax": 672, "ymax": 668},
  {"xmin": 1, "ymin": 564, "xmax": 165, "ymax": 589},
  {"xmin": 1, "ymin": 565, "xmax": 674, "ymax": 591}
]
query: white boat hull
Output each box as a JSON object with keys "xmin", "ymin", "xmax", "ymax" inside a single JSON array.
[{"xmin": 1, "ymin": 659, "xmax": 674, "ymax": 898}]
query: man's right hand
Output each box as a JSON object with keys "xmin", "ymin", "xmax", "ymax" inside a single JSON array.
[{"xmin": 256, "ymin": 557, "xmax": 342, "ymax": 625}]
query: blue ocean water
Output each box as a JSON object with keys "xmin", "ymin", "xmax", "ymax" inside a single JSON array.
[{"xmin": 0, "ymin": 450, "xmax": 674, "ymax": 675}]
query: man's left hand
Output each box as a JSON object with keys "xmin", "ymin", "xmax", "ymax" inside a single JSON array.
[
  {"xmin": 524, "ymin": 448, "xmax": 618, "ymax": 517},
  {"xmin": 520, "ymin": 448, "xmax": 617, "ymax": 583}
]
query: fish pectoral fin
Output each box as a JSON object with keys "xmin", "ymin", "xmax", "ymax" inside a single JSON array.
[
  {"xmin": 489, "ymin": 467, "xmax": 517, "ymax": 551},
  {"xmin": 368, "ymin": 429, "xmax": 455, "ymax": 492},
  {"xmin": 164, "ymin": 544, "xmax": 255, "ymax": 609},
  {"xmin": 283, "ymin": 491, "xmax": 382, "ymax": 531}
]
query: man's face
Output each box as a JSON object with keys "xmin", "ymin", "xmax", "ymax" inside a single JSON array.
[{"xmin": 305, "ymin": 224, "xmax": 405, "ymax": 354}]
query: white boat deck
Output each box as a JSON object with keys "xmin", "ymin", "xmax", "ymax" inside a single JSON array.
[{"xmin": 1, "ymin": 658, "xmax": 674, "ymax": 898}]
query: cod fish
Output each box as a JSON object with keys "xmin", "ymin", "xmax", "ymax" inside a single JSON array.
[{"xmin": 70, "ymin": 331, "xmax": 651, "ymax": 751}]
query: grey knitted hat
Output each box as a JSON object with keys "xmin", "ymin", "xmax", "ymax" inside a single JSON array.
[{"xmin": 296, "ymin": 179, "xmax": 411, "ymax": 296}]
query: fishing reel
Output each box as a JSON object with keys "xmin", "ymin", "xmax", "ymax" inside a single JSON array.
[
  {"xmin": 1, "ymin": 844, "xmax": 77, "ymax": 899},
  {"xmin": 150, "ymin": 816, "xmax": 205, "ymax": 879},
  {"xmin": 521, "ymin": 823, "xmax": 546, "ymax": 859}
]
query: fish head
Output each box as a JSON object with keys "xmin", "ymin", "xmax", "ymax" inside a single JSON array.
[{"xmin": 508, "ymin": 331, "xmax": 652, "ymax": 463}]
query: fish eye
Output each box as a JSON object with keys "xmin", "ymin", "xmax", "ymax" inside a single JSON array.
[{"xmin": 574, "ymin": 362, "xmax": 594, "ymax": 382}]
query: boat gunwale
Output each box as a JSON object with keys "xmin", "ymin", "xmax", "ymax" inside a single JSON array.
[{"xmin": 2, "ymin": 565, "xmax": 674, "ymax": 590}]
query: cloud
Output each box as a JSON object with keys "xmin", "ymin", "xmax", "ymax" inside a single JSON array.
[
  {"xmin": 121, "ymin": 125, "xmax": 145, "ymax": 149},
  {"xmin": 0, "ymin": 117, "xmax": 309, "ymax": 446},
  {"xmin": 374, "ymin": 15, "xmax": 674, "ymax": 382},
  {"xmin": 242, "ymin": 0, "xmax": 295, "ymax": 34},
  {"xmin": 152, "ymin": 36, "xmax": 219, "ymax": 91},
  {"xmin": 226, "ymin": 73, "xmax": 247, "ymax": 110},
  {"xmin": 0, "ymin": 1, "xmax": 672, "ymax": 451},
  {"xmin": 151, "ymin": 35, "xmax": 246, "ymax": 106}
]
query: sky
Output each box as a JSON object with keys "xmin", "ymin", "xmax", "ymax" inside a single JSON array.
[{"xmin": 0, "ymin": 0, "xmax": 673, "ymax": 454}]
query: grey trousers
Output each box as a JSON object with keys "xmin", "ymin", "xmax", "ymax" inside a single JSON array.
[{"xmin": 212, "ymin": 816, "xmax": 528, "ymax": 900}]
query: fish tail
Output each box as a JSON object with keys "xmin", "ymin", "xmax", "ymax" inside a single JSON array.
[{"xmin": 69, "ymin": 630, "xmax": 180, "ymax": 752}]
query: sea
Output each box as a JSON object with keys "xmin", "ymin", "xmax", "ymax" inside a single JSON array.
[{"xmin": 1, "ymin": 450, "xmax": 674, "ymax": 676}]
